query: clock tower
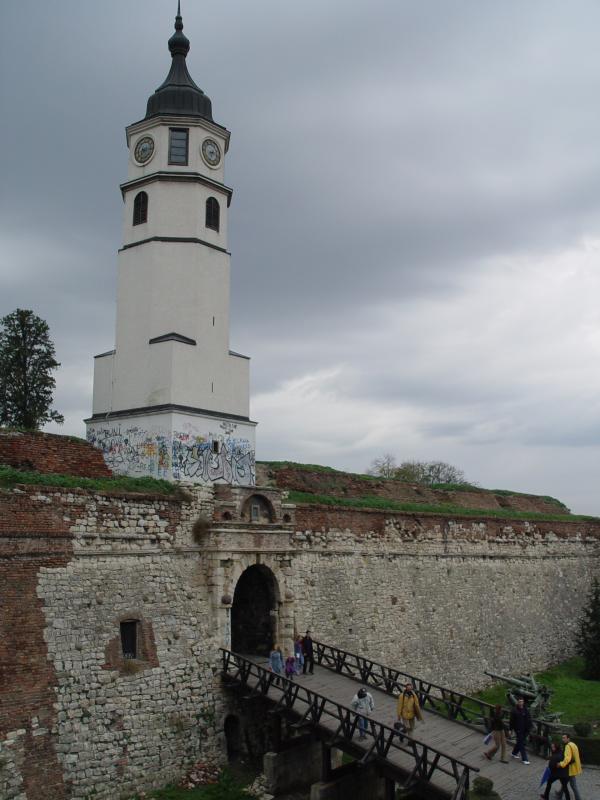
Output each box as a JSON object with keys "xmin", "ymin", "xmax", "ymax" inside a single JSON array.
[{"xmin": 86, "ymin": 6, "xmax": 256, "ymax": 485}]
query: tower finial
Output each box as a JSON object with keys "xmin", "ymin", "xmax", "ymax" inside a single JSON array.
[
  {"xmin": 174, "ymin": 0, "xmax": 183, "ymax": 33},
  {"xmin": 145, "ymin": 3, "xmax": 213, "ymax": 121}
]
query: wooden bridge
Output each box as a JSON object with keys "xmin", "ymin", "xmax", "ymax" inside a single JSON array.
[{"xmin": 222, "ymin": 641, "xmax": 556, "ymax": 800}]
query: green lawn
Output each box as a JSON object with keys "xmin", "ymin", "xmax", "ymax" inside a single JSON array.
[{"xmin": 475, "ymin": 657, "xmax": 600, "ymax": 726}]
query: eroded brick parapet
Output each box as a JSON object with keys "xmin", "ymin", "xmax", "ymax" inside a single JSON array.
[{"xmin": 0, "ymin": 430, "xmax": 112, "ymax": 478}]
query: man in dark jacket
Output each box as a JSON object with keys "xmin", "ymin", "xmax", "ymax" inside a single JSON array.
[
  {"xmin": 302, "ymin": 630, "xmax": 314, "ymax": 674},
  {"xmin": 509, "ymin": 697, "xmax": 532, "ymax": 764}
]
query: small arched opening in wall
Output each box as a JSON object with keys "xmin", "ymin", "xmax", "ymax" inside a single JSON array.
[
  {"xmin": 231, "ymin": 564, "xmax": 279, "ymax": 655},
  {"xmin": 241, "ymin": 493, "xmax": 275, "ymax": 524}
]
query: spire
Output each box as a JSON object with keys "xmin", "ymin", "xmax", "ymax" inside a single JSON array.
[
  {"xmin": 145, "ymin": 5, "xmax": 213, "ymax": 121},
  {"xmin": 168, "ymin": 0, "xmax": 189, "ymax": 57}
]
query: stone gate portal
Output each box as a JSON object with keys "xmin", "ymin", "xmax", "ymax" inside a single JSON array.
[{"xmin": 231, "ymin": 565, "xmax": 278, "ymax": 655}]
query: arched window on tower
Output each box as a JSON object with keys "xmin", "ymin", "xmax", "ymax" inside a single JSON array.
[
  {"xmin": 205, "ymin": 197, "xmax": 220, "ymax": 232},
  {"xmin": 133, "ymin": 191, "xmax": 148, "ymax": 226}
]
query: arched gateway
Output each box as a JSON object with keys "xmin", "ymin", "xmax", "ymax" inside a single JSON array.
[{"xmin": 231, "ymin": 565, "xmax": 279, "ymax": 655}]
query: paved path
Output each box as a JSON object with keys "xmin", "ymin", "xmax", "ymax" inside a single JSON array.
[{"xmin": 248, "ymin": 657, "xmax": 599, "ymax": 799}]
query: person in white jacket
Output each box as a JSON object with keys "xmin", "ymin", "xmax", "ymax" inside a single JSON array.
[{"xmin": 351, "ymin": 687, "xmax": 375, "ymax": 740}]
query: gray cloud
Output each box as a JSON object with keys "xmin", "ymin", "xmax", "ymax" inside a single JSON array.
[{"xmin": 2, "ymin": 1, "xmax": 600, "ymax": 513}]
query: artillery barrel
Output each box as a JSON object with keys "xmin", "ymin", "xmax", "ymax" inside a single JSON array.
[{"xmin": 484, "ymin": 671, "xmax": 535, "ymax": 688}]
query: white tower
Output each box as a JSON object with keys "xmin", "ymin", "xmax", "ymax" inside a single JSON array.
[{"xmin": 86, "ymin": 7, "xmax": 256, "ymax": 485}]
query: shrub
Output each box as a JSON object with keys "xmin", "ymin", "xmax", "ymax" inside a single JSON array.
[
  {"xmin": 573, "ymin": 721, "xmax": 592, "ymax": 737},
  {"xmin": 467, "ymin": 775, "xmax": 501, "ymax": 799},
  {"xmin": 192, "ymin": 515, "xmax": 211, "ymax": 544},
  {"xmin": 573, "ymin": 734, "xmax": 600, "ymax": 766}
]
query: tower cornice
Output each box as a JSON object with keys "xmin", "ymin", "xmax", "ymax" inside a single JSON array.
[
  {"xmin": 119, "ymin": 170, "xmax": 233, "ymax": 206},
  {"xmin": 126, "ymin": 114, "xmax": 230, "ymax": 151}
]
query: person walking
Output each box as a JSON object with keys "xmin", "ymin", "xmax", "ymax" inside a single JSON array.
[
  {"xmin": 294, "ymin": 634, "xmax": 305, "ymax": 674},
  {"xmin": 509, "ymin": 697, "xmax": 532, "ymax": 764},
  {"xmin": 284, "ymin": 652, "xmax": 297, "ymax": 680},
  {"xmin": 396, "ymin": 682, "xmax": 424, "ymax": 734},
  {"xmin": 269, "ymin": 644, "xmax": 284, "ymax": 676},
  {"xmin": 302, "ymin": 630, "xmax": 314, "ymax": 675},
  {"xmin": 540, "ymin": 741, "xmax": 571, "ymax": 800},
  {"xmin": 556, "ymin": 733, "xmax": 583, "ymax": 800},
  {"xmin": 483, "ymin": 704, "xmax": 508, "ymax": 763},
  {"xmin": 351, "ymin": 687, "xmax": 375, "ymax": 740}
]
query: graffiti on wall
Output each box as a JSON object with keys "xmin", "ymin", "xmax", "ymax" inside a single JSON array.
[
  {"xmin": 172, "ymin": 432, "xmax": 254, "ymax": 485},
  {"xmin": 87, "ymin": 426, "xmax": 171, "ymax": 478},
  {"xmin": 87, "ymin": 422, "xmax": 255, "ymax": 486}
]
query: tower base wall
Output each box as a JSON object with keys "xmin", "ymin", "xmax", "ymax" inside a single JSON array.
[{"xmin": 86, "ymin": 408, "xmax": 256, "ymax": 486}]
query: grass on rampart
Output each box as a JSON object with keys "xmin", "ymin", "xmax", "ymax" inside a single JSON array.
[
  {"xmin": 287, "ymin": 490, "xmax": 598, "ymax": 523},
  {"xmin": 259, "ymin": 461, "xmax": 568, "ymax": 510},
  {"xmin": 475, "ymin": 657, "xmax": 600, "ymax": 726},
  {"xmin": 0, "ymin": 465, "xmax": 176, "ymax": 496}
]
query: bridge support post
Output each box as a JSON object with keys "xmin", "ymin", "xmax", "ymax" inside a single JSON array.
[
  {"xmin": 321, "ymin": 743, "xmax": 332, "ymax": 781},
  {"xmin": 263, "ymin": 737, "xmax": 322, "ymax": 795}
]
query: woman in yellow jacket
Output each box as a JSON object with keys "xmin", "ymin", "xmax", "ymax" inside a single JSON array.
[
  {"xmin": 396, "ymin": 682, "xmax": 424, "ymax": 733},
  {"xmin": 558, "ymin": 734, "xmax": 583, "ymax": 800}
]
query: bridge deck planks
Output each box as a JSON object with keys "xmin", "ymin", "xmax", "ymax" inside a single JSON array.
[{"xmin": 248, "ymin": 656, "xmax": 547, "ymax": 798}]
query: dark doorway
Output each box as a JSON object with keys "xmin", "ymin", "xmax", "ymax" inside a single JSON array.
[
  {"xmin": 224, "ymin": 715, "xmax": 242, "ymax": 761},
  {"xmin": 231, "ymin": 565, "xmax": 277, "ymax": 655}
]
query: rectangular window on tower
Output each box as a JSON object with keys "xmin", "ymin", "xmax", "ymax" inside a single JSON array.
[{"xmin": 169, "ymin": 128, "xmax": 189, "ymax": 165}]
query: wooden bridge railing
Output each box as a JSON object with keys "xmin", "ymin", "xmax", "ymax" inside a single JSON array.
[
  {"xmin": 313, "ymin": 640, "xmax": 554, "ymax": 756},
  {"xmin": 221, "ymin": 648, "xmax": 479, "ymax": 800}
]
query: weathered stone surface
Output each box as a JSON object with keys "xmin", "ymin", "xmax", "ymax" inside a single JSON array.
[{"xmin": 1, "ymin": 477, "xmax": 598, "ymax": 799}]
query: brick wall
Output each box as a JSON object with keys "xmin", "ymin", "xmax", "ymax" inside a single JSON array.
[
  {"xmin": 0, "ymin": 495, "xmax": 73, "ymax": 800},
  {"xmin": 0, "ymin": 430, "xmax": 112, "ymax": 478}
]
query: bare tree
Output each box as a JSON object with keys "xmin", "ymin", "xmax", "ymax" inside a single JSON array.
[
  {"xmin": 366, "ymin": 453, "xmax": 398, "ymax": 478},
  {"xmin": 366, "ymin": 456, "xmax": 470, "ymax": 486},
  {"xmin": 417, "ymin": 460, "xmax": 467, "ymax": 486}
]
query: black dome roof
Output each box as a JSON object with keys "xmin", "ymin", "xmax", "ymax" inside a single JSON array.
[{"xmin": 146, "ymin": 5, "xmax": 213, "ymax": 121}]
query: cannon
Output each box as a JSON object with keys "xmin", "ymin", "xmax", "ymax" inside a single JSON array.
[{"xmin": 484, "ymin": 670, "xmax": 561, "ymax": 722}]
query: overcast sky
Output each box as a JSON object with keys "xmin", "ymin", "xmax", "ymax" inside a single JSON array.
[{"xmin": 2, "ymin": 1, "xmax": 600, "ymax": 513}]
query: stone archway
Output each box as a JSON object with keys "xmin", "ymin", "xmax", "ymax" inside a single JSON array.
[{"xmin": 231, "ymin": 565, "xmax": 279, "ymax": 655}]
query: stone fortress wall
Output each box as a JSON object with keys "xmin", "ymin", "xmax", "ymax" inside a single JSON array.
[{"xmin": 1, "ymin": 435, "xmax": 599, "ymax": 799}]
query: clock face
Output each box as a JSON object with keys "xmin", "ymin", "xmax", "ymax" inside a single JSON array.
[
  {"xmin": 134, "ymin": 136, "xmax": 155, "ymax": 164},
  {"xmin": 201, "ymin": 138, "xmax": 221, "ymax": 167}
]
